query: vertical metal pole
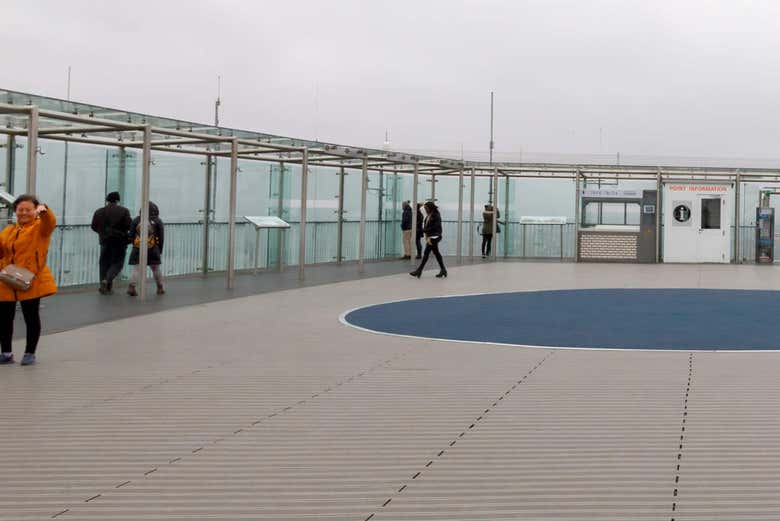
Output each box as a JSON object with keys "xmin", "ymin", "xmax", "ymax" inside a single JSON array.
[
  {"xmin": 254, "ymin": 228, "xmax": 260, "ymax": 275},
  {"xmin": 61, "ymin": 143, "xmax": 69, "ymax": 225},
  {"xmin": 734, "ymin": 170, "xmax": 741, "ymax": 264},
  {"xmin": 411, "ymin": 163, "xmax": 419, "ymax": 258},
  {"xmin": 5, "ymin": 135, "xmax": 15, "ymax": 195},
  {"xmin": 492, "ymin": 167, "xmax": 498, "ymax": 260},
  {"xmin": 560, "ymin": 224, "xmax": 564, "ymax": 259},
  {"xmin": 118, "ymin": 145, "xmax": 127, "ymax": 197},
  {"xmin": 138, "ymin": 125, "xmax": 152, "ymax": 300},
  {"xmin": 457, "ymin": 168, "xmax": 464, "ymax": 264},
  {"xmin": 377, "ymin": 168, "xmax": 384, "ymax": 257},
  {"xmin": 574, "ymin": 169, "xmax": 580, "ymax": 262},
  {"xmin": 226, "ymin": 139, "xmax": 238, "ymax": 289},
  {"xmin": 358, "ymin": 156, "xmax": 368, "ymax": 270},
  {"xmin": 57, "ymin": 139, "xmax": 70, "ymax": 283},
  {"xmin": 1, "ymin": 136, "xmax": 14, "ymax": 226},
  {"xmin": 277, "ymin": 162, "xmax": 284, "ymax": 272},
  {"xmin": 336, "ymin": 163, "xmax": 345, "ymax": 264},
  {"xmin": 26, "ymin": 106, "xmax": 39, "ymax": 193},
  {"xmin": 391, "ymin": 173, "xmax": 399, "ymax": 256},
  {"xmin": 431, "ymin": 174, "xmax": 436, "ymax": 201},
  {"xmin": 489, "ymin": 91, "xmax": 494, "ymax": 201},
  {"xmin": 202, "ymin": 154, "xmax": 212, "ymax": 275},
  {"xmin": 656, "ymin": 168, "xmax": 662, "ymax": 263},
  {"xmin": 469, "ymin": 168, "xmax": 475, "ymax": 260},
  {"xmin": 522, "ymin": 224, "xmax": 527, "ymax": 257},
  {"xmin": 503, "ymin": 174, "xmax": 510, "ymax": 257},
  {"xmin": 298, "ymin": 148, "xmax": 308, "ymax": 280}
]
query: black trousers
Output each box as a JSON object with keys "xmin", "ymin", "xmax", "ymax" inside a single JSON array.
[
  {"xmin": 415, "ymin": 232, "xmax": 423, "ymax": 257},
  {"xmin": 0, "ymin": 298, "xmax": 41, "ymax": 354},
  {"xmin": 417, "ymin": 237, "xmax": 445, "ymax": 272},
  {"xmin": 99, "ymin": 239, "xmax": 127, "ymax": 283},
  {"xmin": 481, "ymin": 234, "xmax": 493, "ymax": 256}
]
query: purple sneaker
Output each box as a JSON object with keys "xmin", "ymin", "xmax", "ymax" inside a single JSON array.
[
  {"xmin": 21, "ymin": 353, "xmax": 36, "ymax": 366},
  {"xmin": 0, "ymin": 353, "xmax": 14, "ymax": 364}
]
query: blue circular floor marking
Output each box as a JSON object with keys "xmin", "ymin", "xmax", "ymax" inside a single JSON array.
[{"xmin": 343, "ymin": 289, "xmax": 780, "ymax": 351}]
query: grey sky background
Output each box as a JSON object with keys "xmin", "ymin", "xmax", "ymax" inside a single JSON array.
[{"xmin": 2, "ymin": 0, "xmax": 780, "ymax": 163}]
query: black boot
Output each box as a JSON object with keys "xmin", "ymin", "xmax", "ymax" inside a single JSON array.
[
  {"xmin": 409, "ymin": 270, "xmax": 421, "ymax": 278},
  {"xmin": 435, "ymin": 270, "xmax": 448, "ymax": 278}
]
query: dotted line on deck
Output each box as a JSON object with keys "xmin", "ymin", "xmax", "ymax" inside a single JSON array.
[
  {"xmin": 49, "ymin": 349, "xmax": 412, "ymax": 518},
  {"xmin": 670, "ymin": 352, "xmax": 694, "ymax": 521},
  {"xmin": 46, "ymin": 361, "xmax": 233, "ymax": 422},
  {"xmin": 363, "ymin": 350, "xmax": 555, "ymax": 521}
]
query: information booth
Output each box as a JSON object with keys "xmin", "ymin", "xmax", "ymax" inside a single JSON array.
[{"xmin": 662, "ymin": 182, "xmax": 733, "ymax": 263}]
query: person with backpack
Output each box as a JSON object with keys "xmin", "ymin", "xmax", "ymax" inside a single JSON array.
[
  {"xmin": 481, "ymin": 204, "xmax": 500, "ymax": 258},
  {"xmin": 126, "ymin": 201, "xmax": 165, "ymax": 296},
  {"xmin": 91, "ymin": 191, "xmax": 132, "ymax": 294}
]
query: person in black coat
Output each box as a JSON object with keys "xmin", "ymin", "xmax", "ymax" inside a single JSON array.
[
  {"xmin": 410, "ymin": 201, "xmax": 447, "ymax": 279},
  {"xmin": 91, "ymin": 191, "xmax": 131, "ymax": 294},
  {"xmin": 126, "ymin": 202, "xmax": 165, "ymax": 296},
  {"xmin": 400, "ymin": 201, "xmax": 412, "ymax": 260},
  {"xmin": 415, "ymin": 202, "xmax": 424, "ymax": 259}
]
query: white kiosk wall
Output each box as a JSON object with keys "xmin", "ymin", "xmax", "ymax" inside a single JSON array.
[{"xmin": 663, "ymin": 182, "xmax": 733, "ymax": 263}]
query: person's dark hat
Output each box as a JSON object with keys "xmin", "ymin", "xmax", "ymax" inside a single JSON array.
[{"xmin": 106, "ymin": 192, "xmax": 121, "ymax": 203}]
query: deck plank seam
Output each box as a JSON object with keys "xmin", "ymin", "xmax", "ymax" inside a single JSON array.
[
  {"xmin": 671, "ymin": 352, "xmax": 694, "ymax": 520},
  {"xmin": 47, "ymin": 348, "xmax": 413, "ymax": 518},
  {"xmin": 362, "ymin": 349, "xmax": 555, "ymax": 521}
]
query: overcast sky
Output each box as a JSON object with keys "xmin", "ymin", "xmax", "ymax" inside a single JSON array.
[{"xmin": 3, "ymin": 0, "xmax": 780, "ymax": 162}]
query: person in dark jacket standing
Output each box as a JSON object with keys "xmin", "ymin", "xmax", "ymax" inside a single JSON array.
[
  {"xmin": 415, "ymin": 202, "xmax": 424, "ymax": 259},
  {"xmin": 481, "ymin": 204, "xmax": 500, "ymax": 258},
  {"xmin": 410, "ymin": 201, "xmax": 447, "ymax": 279},
  {"xmin": 400, "ymin": 201, "xmax": 412, "ymax": 260},
  {"xmin": 91, "ymin": 191, "xmax": 131, "ymax": 294},
  {"xmin": 126, "ymin": 202, "xmax": 165, "ymax": 296}
]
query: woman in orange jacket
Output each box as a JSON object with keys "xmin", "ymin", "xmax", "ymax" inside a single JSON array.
[{"xmin": 0, "ymin": 194, "xmax": 57, "ymax": 366}]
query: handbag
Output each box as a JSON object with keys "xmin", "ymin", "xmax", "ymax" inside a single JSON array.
[{"xmin": 0, "ymin": 264, "xmax": 35, "ymax": 291}]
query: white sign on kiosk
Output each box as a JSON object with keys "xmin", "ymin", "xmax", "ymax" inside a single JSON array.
[{"xmin": 244, "ymin": 216, "xmax": 290, "ymax": 274}]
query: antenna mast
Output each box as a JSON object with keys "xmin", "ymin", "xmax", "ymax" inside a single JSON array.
[{"xmin": 214, "ymin": 75, "xmax": 221, "ymax": 126}]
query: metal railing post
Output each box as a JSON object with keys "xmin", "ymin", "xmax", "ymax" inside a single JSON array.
[
  {"xmin": 469, "ymin": 168, "xmax": 475, "ymax": 260},
  {"xmin": 358, "ymin": 157, "xmax": 368, "ymax": 270},
  {"xmin": 492, "ymin": 167, "xmax": 498, "ymax": 260},
  {"xmin": 411, "ymin": 162, "xmax": 419, "ymax": 258},
  {"xmin": 202, "ymin": 154, "xmax": 211, "ymax": 275},
  {"xmin": 734, "ymin": 170, "xmax": 741, "ymax": 264},
  {"xmin": 25, "ymin": 107, "xmax": 39, "ymax": 193},
  {"xmin": 226, "ymin": 138, "xmax": 238, "ymax": 289},
  {"xmin": 336, "ymin": 163, "xmax": 345, "ymax": 264},
  {"xmin": 457, "ymin": 168, "xmax": 463, "ymax": 264},
  {"xmin": 574, "ymin": 169, "xmax": 581, "ymax": 262},
  {"xmin": 298, "ymin": 148, "xmax": 308, "ymax": 280},
  {"xmin": 138, "ymin": 125, "xmax": 152, "ymax": 300}
]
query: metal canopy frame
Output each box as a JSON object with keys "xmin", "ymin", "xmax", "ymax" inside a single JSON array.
[{"xmin": 3, "ymin": 88, "xmax": 780, "ymax": 295}]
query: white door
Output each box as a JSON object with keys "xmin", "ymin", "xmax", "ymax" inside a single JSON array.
[{"xmin": 696, "ymin": 196, "xmax": 729, "ymax": 263}]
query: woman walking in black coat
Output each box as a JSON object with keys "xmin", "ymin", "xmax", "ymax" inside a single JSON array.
[
  {"xmin": 126, "ymin": 202, "xmax": 165, "ymax": 296},
  {"xmin": 410, "ymin": 201, "xmax": 447, "ymax": 279}
]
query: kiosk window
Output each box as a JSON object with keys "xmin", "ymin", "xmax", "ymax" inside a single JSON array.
[{"xmin": 701, "ymin": 198, "xmax": 721, "ymax": 229}]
